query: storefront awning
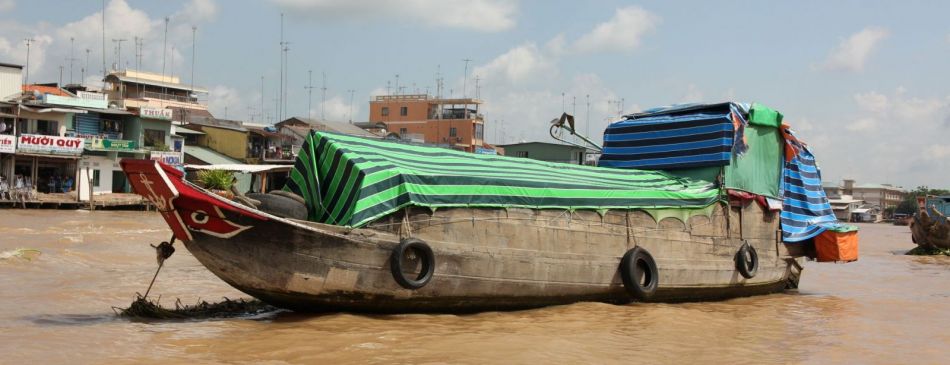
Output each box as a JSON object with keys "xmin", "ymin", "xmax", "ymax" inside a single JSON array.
[
  {"xmin": 14, "ymin": 152, "xmax": 81, "ymax": 159},
  {"xmin": 185, "ymin": 164, "xmax": 293, "ymax": 174}
]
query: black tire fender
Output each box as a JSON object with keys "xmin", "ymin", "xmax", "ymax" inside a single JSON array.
[
  {"xmin": 736, "ymin": 242, "xmax": 759, "ymax": 279},
  {"xmin": 390, "ymin": 238, "xmax": 435, "ymax": 290},
  {"xmin": 619, "ymin": 247, "xmax": 659, "ymax": 301}
]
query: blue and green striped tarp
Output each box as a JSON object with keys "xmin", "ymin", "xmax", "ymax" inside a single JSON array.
[{"xmin": 285, "ymin": 131, "xmax": 723, "ymax": 227}]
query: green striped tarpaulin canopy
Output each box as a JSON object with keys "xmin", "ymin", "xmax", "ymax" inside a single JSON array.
[{"xmin": 285, "ymin": 131, "xmax": 723, "ymax": 228}]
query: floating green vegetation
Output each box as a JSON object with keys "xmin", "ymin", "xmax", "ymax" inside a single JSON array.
[
  {"xmin": 906, "ymin": 246, "xmax": 950, "ymax": 256},
  {"xmin": 115, "ymin": 295, "xmax": 276, "ymax": 320},
  {"xmin": 0, "ymin": 248, "xmax": 42, "ymax": 261}
]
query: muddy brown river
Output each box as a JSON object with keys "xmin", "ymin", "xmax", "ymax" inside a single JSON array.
[{"xmin": 1, "ymin": 210, "xmax": 948, "ymax": 364}]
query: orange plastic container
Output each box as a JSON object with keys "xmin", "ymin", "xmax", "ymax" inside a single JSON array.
[{"xmin": 815, "ymin": 230, "xmax": 859, "ymax": 262}]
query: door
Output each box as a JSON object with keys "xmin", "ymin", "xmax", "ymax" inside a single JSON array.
[{"xmin": 111, "ymin": 170, "xmax": 127, "ymax": 193}]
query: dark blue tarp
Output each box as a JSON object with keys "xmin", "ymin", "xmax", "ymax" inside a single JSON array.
[{"xmin": 599, "ymin": 103, "xmax": 745, "ymax": 170}]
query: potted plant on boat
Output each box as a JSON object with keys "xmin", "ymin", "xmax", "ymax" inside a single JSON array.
[{"xmin": 196, "ymin": 169, "xmax": 235, "ymax": 199}]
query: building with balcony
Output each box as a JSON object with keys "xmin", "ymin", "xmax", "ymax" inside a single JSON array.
[
  {"xmin": 366, "ymin": 94, "xmax": 487, "ymax": 152},
  {"xmin": 102, "ymin": 70, "xmax": 213, "ymax": 123}
]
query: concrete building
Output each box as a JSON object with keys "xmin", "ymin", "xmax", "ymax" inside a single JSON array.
[
  {"xmin": 367, "ymin": 94, "xmax": 487, "ymax": 152},
  {"xmin": 497, "ymin": 142, "xmax": 592, "ymax": 164},
  {"xmin": 824, "ymin": 179, "xmax": 905, "ymax": 219}
]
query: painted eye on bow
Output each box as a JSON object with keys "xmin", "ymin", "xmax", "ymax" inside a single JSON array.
[{"xmin": 191, "ymin": 211, "xmax": 209, "ymax": 224}]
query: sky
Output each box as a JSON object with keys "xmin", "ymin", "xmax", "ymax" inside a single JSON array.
[{"xmin": 1, "ymin": 0, "xmax": 949, "ymax": 188}]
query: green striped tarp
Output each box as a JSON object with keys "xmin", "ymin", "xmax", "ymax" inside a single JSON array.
[{"xmin": 285, "ymin": 131, "xmax": 723, "ymax": 227}]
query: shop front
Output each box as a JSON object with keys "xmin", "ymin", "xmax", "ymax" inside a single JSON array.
[
  {"xmin": 78, "ymin": 137, "xmax": 147, "ymax": 199},
  {"xmin": 14, "ymin": 134, "xmax": 83, "ymax": 195}
]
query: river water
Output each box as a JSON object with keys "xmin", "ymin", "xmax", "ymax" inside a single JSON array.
[{"xmin": 0, "ymin": 210, "xmax": 947, "ymax": 364}]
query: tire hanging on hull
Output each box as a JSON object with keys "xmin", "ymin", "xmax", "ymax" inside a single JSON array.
[
  {"xmin": 619, "ymin": 247, "xmax": 659, "ymax": 301},
  {"xmin": 390, "ymin": 238, "xmax": 436, "ymax": 290},
  {"xmin": 735, "ymin": 242, "xmax": 758, "ymax": 279}
]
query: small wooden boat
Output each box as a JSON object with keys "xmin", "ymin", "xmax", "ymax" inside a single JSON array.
[{"xmin": 121, "ymin": 103, "xmax": 856, "ymax": 312}]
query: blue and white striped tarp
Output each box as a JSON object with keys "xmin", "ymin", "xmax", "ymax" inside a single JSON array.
[
  {"xmin": 598, "ymin": 103, "xmax": 745, "ymax": 170},
  {"xmin": 780, "ymin": 128, "xmax": 845, "ymax": 242}
]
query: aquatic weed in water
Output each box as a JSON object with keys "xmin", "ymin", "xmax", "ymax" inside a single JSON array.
[{"xmin": 115, "ymin": 294, "xmax": 276, "ymax": 320}]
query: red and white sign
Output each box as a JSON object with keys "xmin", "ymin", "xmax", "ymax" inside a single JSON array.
[
  {"xmin": 0, "ymin": 135, "xmax": 15, "ymax": 154},
  {"xmin": 17, "ymin": 134, "xmax": 84, "ymax": 155}
]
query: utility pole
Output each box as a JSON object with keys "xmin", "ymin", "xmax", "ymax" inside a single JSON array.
[
  {"xmin": 161, "ymin": 16, "xmax": 169, "ymax": 104},
  {"xmin": 347, "ymin": 89, "xmax": 355, "ymax": 123},
  {"xmin": 69, "ymin": 37, "xmax": 75, "ymax": 84},
  {"xmin": 461, "ymin": 58, "xmax": 472, "ymax": 98},
  {"xmin": 321, "ymin": 72, "xmax": 327, "ymax": 120},
  {"xmin": 585, "ymin": 94, "xmax": 590, "ymax": 137},
  {"xmin": 59, "ymin": 65, "xmax": 64, "ymax": 86},
  {"xmin": 304, "ymin": 70, "xmax": 315, "ymax": 120},
  {"xmin": 82, "ymin": 48, "xmax": 90, "ymax": 85},
  {"xmin": 23, "ymin": 38, "xmax": 34, "ymax": 85},
  {"xmin": 101, "ymin": 0, "xmax": 106, "ymax": 89},
  {"xmin": 394, "ymin": 74, "xmax": 399, "ymax": 95},
  {"xmin": 112, "ymin": 38, "xmax": 127, "ymax": 70},
  {"xmin": 474, "ymin": 75, "xmax": 480, "ymax": 99},
  {"xmin": 191, "ymin": 26, "xmax": 197, "ymax": 94},
  {"xmin": 260, "ymin": 75, "xmax": 265, "ymax": 124}
]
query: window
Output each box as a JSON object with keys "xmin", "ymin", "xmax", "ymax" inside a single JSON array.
[
  {"xmin": 474, "ymin": 124, "xmax": 484, "ymax": 140},
  {"xmin": 449, "ymin": 127, "xmax": 458, "ymax": 137},
  {"xmin": 399, "ymin": 128, "xmax": 407, "ymax": 135},
  {"xmin": 516, "ymin": 151, "xmax": 529, "ymax": 158},
  {"xmin": 36, "ymin": 120, "xmax": 59, "ymax": 136},
  {"xmin": 381, "ymin": 107, "xmax": 390, "ymax": 116},
  {"xmin": 92, "ymin": 169, "xmax": 101, "ymax": 187},
  {"xmin": 400, "ymin": 106, "xmax": 408, "ymax": 116},
  {"xmin": 144, "ymin": 129, "xmax": 166, "ymax": 148}
]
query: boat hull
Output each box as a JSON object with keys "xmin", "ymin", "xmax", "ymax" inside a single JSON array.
[{"xmin": 122, "ymin": 159, "xmax": 802, "ymax": 313}]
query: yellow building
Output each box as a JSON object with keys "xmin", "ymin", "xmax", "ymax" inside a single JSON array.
[{"xmin": 181, "ymin": 117, "xmax": 249, "ymax": 162}]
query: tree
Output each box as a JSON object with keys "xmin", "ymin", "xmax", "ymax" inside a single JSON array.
[{"xmin": 895, "ymin": 195, "xmax": 918, "ymax": 215}]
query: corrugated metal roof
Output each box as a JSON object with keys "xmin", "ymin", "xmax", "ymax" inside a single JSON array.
[{"xmin": 184, "ymin": 145, "xmax": 241, "ymax": 165}]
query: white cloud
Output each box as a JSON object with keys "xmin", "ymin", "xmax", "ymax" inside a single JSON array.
[
  {"xmin": 273, "ymin": 0, "xmax": 517, "ymax": 32},
  {"xmin": 206, "ymin": 85, "xmax": 243, "ymax": 119},
  {"xmin": 814, "ymin": 88, "xmax": 950, "ymax": 187},
  {"xmin": 820, "ymin": 27, "xmax": 889, "ymax": 72},
  {"xmin": 853, "ymin": 91, "xmax": 889, "ymax": 113},
  {"xmin": 471, "ymin": 43, "xmax": 556, "ymax": 84},
  {"xmin": 0, "ymin": 0, "xmax": 217, "ymax": 88},
  {"xmin": 573, "ymin": 6, "xmax": 659, "ymax": 53},
  {"xmin": 681, "ymin": 84, "xmax": 704, "ymax": 103},
  {"xmin": 845, "ymin": 117, "xmax": 877, "ymax": 132},
  {"xmin": 927, "ymin": 144, "xmax": 950, "ymax": 159},
  {"xmin": 0, "ymin": 0, "xmax": 14, "ymax": 12}
]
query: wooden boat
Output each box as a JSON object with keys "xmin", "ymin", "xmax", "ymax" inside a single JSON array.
[
  {"xmin": 122, "ymin": 104, "xmax": 820, "ymax": 312},
  {"xmin": 122, "ymin": 159, "xmax": 801, "ymax": 313}
]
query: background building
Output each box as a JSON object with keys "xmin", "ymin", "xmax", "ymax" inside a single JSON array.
[
  {"xmin": 367, "ymin": 94, "xmax": 487, "ymax": 152},
  {"xmin": 497, "ymin": 142, "xmax": 592, "ymax": 164}
]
